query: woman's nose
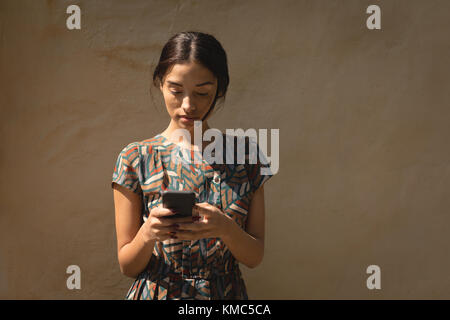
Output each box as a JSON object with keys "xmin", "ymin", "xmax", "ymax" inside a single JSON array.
[{"xmin": 181, "ymin": 95, "xmax": 196, "ymax": 112}]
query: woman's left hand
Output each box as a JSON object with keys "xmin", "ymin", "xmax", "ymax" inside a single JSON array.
[{"xmin": 174, "ymin": 202, "xmax": 231, "ymax": 240}]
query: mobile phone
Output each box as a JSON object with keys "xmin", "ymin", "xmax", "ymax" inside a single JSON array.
[{"xmin": 161, "ymin": 190, "xmax": 196, "ymax": 219}]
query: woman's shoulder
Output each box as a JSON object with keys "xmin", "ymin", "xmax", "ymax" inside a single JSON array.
[
  {"xmin": 139, "ymin": 134, "xmax": 167, "ymax": 151},
  {"xmin": 118, "ymin": 134, "xmax": 167, "ymax": 157}
]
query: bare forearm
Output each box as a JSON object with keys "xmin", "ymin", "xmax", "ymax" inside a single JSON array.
[
  {"xmin": 221, "ymin": 217, "xmax": 264, "ymax": 268},
  {"xmin": 118, "ymin": 226, "xmax": 155, "ymax": 278}
]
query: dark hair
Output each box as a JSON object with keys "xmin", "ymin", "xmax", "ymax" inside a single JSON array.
[{"xmin": 152, "ymin": 31, "xmax": 229, "ymax": 121}]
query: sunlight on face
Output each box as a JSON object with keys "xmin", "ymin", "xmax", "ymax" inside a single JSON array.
[{"xmin": 159, "ymin": 61, "xmax": 218, "ymax": 129}]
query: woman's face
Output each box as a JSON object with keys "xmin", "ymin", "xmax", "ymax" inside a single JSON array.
[{"xmin": 159, "ymin": 61, "xmax": 218, "ymax": 129}]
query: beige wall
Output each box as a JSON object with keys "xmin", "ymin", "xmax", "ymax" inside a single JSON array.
[{"xmin": 1, "ymin": 0, "xmax": 449, "ymax": 299}]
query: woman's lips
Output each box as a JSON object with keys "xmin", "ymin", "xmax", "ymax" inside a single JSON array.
[{"xmin": 180, "ymin": 116, "xmax": 198, "ymax": 123}]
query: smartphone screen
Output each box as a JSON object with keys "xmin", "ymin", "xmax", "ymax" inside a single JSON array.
[{"xmin": 161, "ymin": 190, "xmax": 196, "ymax": 219}]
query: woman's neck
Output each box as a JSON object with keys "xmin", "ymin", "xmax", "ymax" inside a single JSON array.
[{"xmin": 161, "ymin": 120, "xmax": 213, "ymax": 150}]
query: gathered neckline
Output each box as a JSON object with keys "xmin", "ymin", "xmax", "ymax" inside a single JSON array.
[
  {"xmin": 156, "ymin": 133, "xmax": 194, "ymax": 151},
  {"xmin": 155, "ymin": 132, "xmax": 226, "ymax": 151},
  {"xmin": 156, "ymin": 133, "xmax": 174, "ymax": 146}
]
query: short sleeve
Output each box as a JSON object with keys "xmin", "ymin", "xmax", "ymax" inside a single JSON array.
[
  {"xmin": 245, "ymin": 137, "xmax": 275, "ymax": 194},
  {"xmin": 111, "ymin": 142, "xmax": 142, "ymax": 194}
]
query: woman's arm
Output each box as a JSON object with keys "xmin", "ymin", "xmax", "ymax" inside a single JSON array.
[
  {"xmin": 113, "ymin": 183, "xmax": 192, "ymax": 278},
  {"xmin": 113, "ymin": 184, "xmax": 157, "ymax": 278},
  {"xmin": 220, "ymin": 185, "xmax": 266, "ymax": 268}
]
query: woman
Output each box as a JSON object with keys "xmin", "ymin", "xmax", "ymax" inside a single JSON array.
[{"xmin": 111, "ymin": 31, "xmax": 273, "ymax": 300}]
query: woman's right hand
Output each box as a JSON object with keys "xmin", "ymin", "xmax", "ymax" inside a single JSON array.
[{"xmin": 141, "ymin": 204, "xmax": 194, "ymax": 243}]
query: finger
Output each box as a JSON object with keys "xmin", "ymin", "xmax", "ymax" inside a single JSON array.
[
  {"xmin": 194, "ymin": 203, "xmax": 216, "ymax": 217},
  {"xmin": 192, "ymin": 205, "xmax": 200, "ymax": 217},
  {"xmin": 156, "ymin": 232, "xmax": 177, "ymax": 242},
  {"xmin": 154, "ymin": 225, "xmax": 180, "ymax": 234},
  {"xmin": 151, "ymin": 207, "xmax": 177, "ymax": 218},
  {"xmin": 194, "ymin": 202, "xmax": 211, "ymax": 209},
  {"xmin": 158, "ymin": 215, "xmax": 195, "ymax": 226},
  {"xmin": 152, "ymin": 226, "xmax": 181, "ymax": 241},
  {"xmin": 194, "ymin": 203, "xmax": 208, "ymax": 214},
  {"xmin": 176, "ymin": 221, "xmax": 208, "ymax": 232}
]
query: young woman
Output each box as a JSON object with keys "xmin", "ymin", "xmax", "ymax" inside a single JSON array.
[{"xmin": 111, "ymin": 31, "xmax": 273, "ymax": 300}]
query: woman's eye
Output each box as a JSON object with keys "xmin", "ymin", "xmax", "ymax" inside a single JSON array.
[{"xmin": 170, "ymin": 91, "xmax": 208, "ymax": 96}]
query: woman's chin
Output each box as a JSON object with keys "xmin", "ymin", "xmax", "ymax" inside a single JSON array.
[
  {"xmin": 178, "ymin": 121, "xmax": 193, "ymax": 128},
  {"xmin": 178, "ymin": 117, "xmax": 196, "ymax": 127}
]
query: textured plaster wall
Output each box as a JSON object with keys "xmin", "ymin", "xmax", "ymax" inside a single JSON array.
[{"xmin": 0, "ymin": 0, "xmax": 449, "ymax": 299}]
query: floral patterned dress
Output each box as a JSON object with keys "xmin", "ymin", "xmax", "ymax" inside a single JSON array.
[{"xmin": 111, "ymin": 133, "xmax": 273, "ymax": 300}]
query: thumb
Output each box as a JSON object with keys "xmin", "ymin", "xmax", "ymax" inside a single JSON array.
[{"xmin": 194, "ymin": 203, "xmax": 216, "ymax": 217}]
